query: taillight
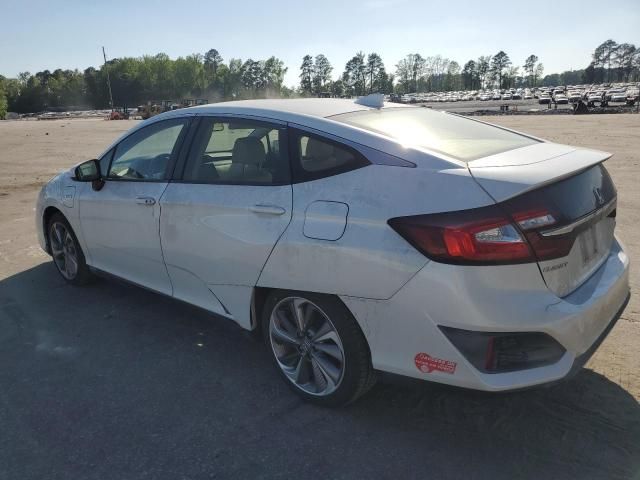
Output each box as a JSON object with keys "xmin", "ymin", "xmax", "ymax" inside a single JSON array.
[
  {"xmin": 388, "ymin": 204, "xmax": 535, "ymax": 265},
  {"xmin": 508, "ymin": 208, "xmax": 574, "ymax": 261},
  {"xmin": 390, "ymin": 165, "xmax": 616, "ymax": 266}
]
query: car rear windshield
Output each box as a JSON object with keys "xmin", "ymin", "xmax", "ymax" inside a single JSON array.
[{"xmin": 332, "ymin": 108, "xmax": 539, "ymax": 162}]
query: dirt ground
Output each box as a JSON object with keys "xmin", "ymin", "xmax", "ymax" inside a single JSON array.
[{"xmin": 0, "ymin": 115, "xmax": 639, "ymax": 480}]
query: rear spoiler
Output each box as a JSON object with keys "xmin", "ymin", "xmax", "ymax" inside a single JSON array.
[{"xmin": 468, "ymin": 143, "xmax": 612, "ymax": 202}]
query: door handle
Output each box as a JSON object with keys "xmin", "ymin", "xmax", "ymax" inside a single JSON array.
[
  {"xmin": 136, "ymin": 196, "xmax": 156, "ymax": 206},
  {"xmin": 249, "ymin": 204, "xmax": 286, "ymax": 215}
]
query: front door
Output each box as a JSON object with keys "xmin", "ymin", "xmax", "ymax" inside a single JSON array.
[
  {"xmin": 79, "ymin": 117, "xmax": 190, "ymax": 295},
  {"xmin": 159, "ymin": 117, "xmax": 292, "ymax": 322}
]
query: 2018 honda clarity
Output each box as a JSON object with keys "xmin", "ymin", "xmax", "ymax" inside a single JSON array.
[{"xmin": 36, "ymin": 97, "xmax": 630, "ymax": 406}]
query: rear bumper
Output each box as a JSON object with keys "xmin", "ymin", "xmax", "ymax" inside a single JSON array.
[
  {"xmin": 566, "ymin": 291, "xmax": 629, "ymax": 377},
  {"xmin": 342, "ymin": 238, "xmax": 630, "ymax": 392}
]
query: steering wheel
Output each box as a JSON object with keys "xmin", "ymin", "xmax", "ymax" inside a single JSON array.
[{"xmin": 149, "ymin": 153, "xmax": 171, "ymax": 177}]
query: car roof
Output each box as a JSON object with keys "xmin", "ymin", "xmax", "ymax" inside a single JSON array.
[
  {"xmin": 104, "ymin": 99, "xmax": 462, "ymax": 168},
  {"xmin": 184, "ymin": 98, "xmax": 412, "ymax": 122}
]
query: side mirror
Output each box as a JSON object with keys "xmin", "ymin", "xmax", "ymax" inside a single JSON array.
[
  {"xmin": 74, "ymin": 159, "xmax": 105, "ymax": 191},
  {"xmin": 74, "ymin": 159, "xmax": 101, "ymax": 182}
]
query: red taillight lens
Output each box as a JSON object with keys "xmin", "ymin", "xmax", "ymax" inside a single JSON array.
[
  {"xmin": 390, "ymin": 165, "xmax": 617, "ymax": 266},
  {"xmin": 388, "ymin": 205, "xmax": 535, "ymax": 265},
  {"xmin": 505, "ymin": 207, "xmax": 575, "ymax": 261}
]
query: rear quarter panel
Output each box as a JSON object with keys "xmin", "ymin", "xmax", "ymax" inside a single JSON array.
[{"xmin": 257, "ymin": 163, "xmax": 495, "ymax": 299}]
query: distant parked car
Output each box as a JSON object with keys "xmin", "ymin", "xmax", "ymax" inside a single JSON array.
[
  {"xmin": 538, "ymin": 93, "xmax": 551, "ymax": 104},
  {"xmin": 502, "ymin": 93, "xmax": 512, "ymax": 100},
  {"xmin": 512, "ymin": 92, "xmax": 522, "ymax": 100},
  {"xmin": 568, "ymin": 91, "xmax": 582, "ymax": 103},
  {"xmin": 587, "ymin": 91, "xmax": 604, "ymax": 105},
  {"xmin": 554, "ymin": 93, "xmax": 569, "ymax": 104},
  {"xmin": 610, "ymin": 90, "xmax": 627, "ymax": 103}
]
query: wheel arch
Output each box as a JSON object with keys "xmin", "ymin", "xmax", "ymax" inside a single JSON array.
[
  {"xmin": 42, "ymin": 206, "xmax": 64, "ymax": 254},
  {"xmin": 251, "ymin": 286, "xmax": 373, "ymax": 363}
]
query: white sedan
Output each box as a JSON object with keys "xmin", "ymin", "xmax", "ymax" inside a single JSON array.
[{"xmin": 36, "ymin": 98, "xmax": 630, "ymax": 406}]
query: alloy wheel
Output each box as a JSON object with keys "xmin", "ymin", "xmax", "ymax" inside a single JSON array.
[
  {"xmin": 49, "ymin": 221, "xmax": 79, "ymax": 280},
  {"xmin": 269, "ymin": 297, "xmax": 345, "ymax": 396}
]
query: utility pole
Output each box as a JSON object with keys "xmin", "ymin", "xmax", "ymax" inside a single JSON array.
[{"xmin": 102, "ymin": 46, "xmax": 114, "ymax": 111}]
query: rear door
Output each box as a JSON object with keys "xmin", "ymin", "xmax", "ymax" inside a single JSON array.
[
  {"xmin": 159, "ymin": 116, "xmax": 292, "ymax": 326},
  {"xmin": 78, "ymin": 117, "xmax": 190, "ymax": 295}
]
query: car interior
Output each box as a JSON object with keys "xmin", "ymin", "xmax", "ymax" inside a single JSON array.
[
  {"xmin": 186, "ymin": 121, "xmax": 285, "ymax": 184},
  {"xmin": 300, "ymin": 136, "xmax": 355, "ymax": 172}
]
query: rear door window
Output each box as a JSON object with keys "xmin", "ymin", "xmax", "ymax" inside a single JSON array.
[
  {"xmin": 181, "ymin": 118, "xmax": 290, "ymax": 185},
  {"xmin": 290, "ymin": 130, "xmax": 370, "ymax": 183}
]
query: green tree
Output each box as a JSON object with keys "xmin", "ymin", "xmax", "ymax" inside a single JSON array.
[
  {"xmin": 614, "ymin": 43, "xmax": 636, "ymax": 81},
  {"xmin": 395, "ymin": 53, "xmax": 425, "ymax": 93},
  {"xmin": 365, "ymin": 53, "xmax": 385, "ymax": 93},
  {"xmin": 523, "ymin": 54, "xmax": 539, "ymax": 86},
  {"xmin": 593, "ymin": 39, "xmax": 617, "ymax": 82},
  {"xmin": 490, "ymin": 51, "xmax": 511, "ymax": 89},
  {"xmin": 461, "ymin": 60, "xmax": 476, "ymax": 90},
  {"xmin": 505, "ymin": 66, "xmax": 520, "ymax": 88},
  {"xmin": 204, "ymin": 49, "xmax": 223, "ymax": 82},
  {"xmin": 0, "ymin": 76, "xmax": 7, "ymax": 119},
  {"xmin": 226, "ymin": 58, "xmax": 244, "ymax": 98},
  {"xmin": 299, "ymin": 55, "xmax": 314, "ymax": 94},
  {"xmin": 476, "ymin": 56, "xmax": 491, "ymax": 90},
  {"xmin": 445, "ymin": 61, "xmax": 461, "ymax": 91},
  {"xmin": 312, "ymin": 54, "xmax": 333, "ymax": 94},
  {"xmin": 330, "ymin": 79, "xmax": 345, "ymax": 97},
  {"xmin": 264, "ymin": 56, "xmax": 287, "ymax": 92},
  {"xmin": 343, "ymin": 52, "xmax": 367, "ymax": 96},
  {"xmin": 534, "ymin": 63, "xmax": 544, "ymax": 86}
]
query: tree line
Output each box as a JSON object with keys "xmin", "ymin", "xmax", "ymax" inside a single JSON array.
[
  {"xmin": 0, "ymin": 49, "xmax": 291, "ymax": 115},
  {"xmin": 1, "ymin": 39, "xmax": 639, "ymax": 118}
]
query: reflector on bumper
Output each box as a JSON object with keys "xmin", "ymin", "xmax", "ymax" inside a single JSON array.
[{"xmin": 439, "ymin": 327, "xmax": 565, "ymax": 374}]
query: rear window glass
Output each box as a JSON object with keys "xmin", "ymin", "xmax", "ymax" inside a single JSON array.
[{"xmin": 331, "ymin": 108, "xmax": 539, "ymax": 162}]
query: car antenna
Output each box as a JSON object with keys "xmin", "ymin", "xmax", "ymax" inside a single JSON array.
[{"xmin": 354, "ymin": 93, "xmax": 384, "ymax": 109}]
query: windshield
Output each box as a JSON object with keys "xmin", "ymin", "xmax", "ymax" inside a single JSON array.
[{"xmin": 331, "ymin": 107, "xmax": 539, "ymax": 162}]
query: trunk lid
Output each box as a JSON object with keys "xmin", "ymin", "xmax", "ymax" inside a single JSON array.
[{"xmin": 469, "ymin": 143, "xmax": 616, "ymax": 297}]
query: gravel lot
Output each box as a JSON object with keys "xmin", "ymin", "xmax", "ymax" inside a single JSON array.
[{"xmin": 0, "ymin": 116, "xmax": 638, "ymax": 480}]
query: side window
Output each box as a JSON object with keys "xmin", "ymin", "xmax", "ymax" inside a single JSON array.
[
  {"xmin": 292, "ymin": 131, "xmax": 369, "ymax": 183},
  {"xmin": 108, "ymin": 119, "xmax": 188, "ymax": 181},
  {"xmin": 182, "ymin": 118, "xmax": 289, "ymax": 185}
]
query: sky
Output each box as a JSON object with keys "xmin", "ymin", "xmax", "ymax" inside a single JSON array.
[{"xmin": 1, "ymin": 0, "xmax": 639, "ymax": 87}]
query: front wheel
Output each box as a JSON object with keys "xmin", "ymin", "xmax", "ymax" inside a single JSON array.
[
  {"xmin": 262, "ymin": 290, "xmax": 375, "ymax": 407},
  {"xmin": 47, "ymin": 213, "xmax": 93, "ymax": 285}
]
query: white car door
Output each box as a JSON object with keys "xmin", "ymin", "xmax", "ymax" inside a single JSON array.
[
  {"xmin": 159, "ymin": 116, "xmax": 292, "ymax": 327},
  {"xmin": 78, "ymin": 117, "xmax": 191, "ymax": 295}
]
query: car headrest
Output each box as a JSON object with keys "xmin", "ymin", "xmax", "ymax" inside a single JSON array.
[{"xmin": 232, "ymin": 137, "xmax": 265, "ymax": 166}]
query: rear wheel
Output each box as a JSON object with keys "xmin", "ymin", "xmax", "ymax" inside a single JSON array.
[
  {"xmin": 262, "ymin": 290, "xmax": 375, "ymax": 407},
  {"xmin": 47, "ymin": 213, "xmax": 93, "ymax": 285}
]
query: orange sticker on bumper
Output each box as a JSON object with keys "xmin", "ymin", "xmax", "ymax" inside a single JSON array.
[{"xmin": 415, "ymin": 353, "xmax": 457, "ymax": 374}]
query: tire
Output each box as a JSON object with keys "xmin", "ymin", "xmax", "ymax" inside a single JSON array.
[
  {"xmin": 261, "ymin": 289, "xmax": 376, "ymax": 407},
  {"xmin": 47, "ymin": 212, "xmax": 93, "ymax": 286}
]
